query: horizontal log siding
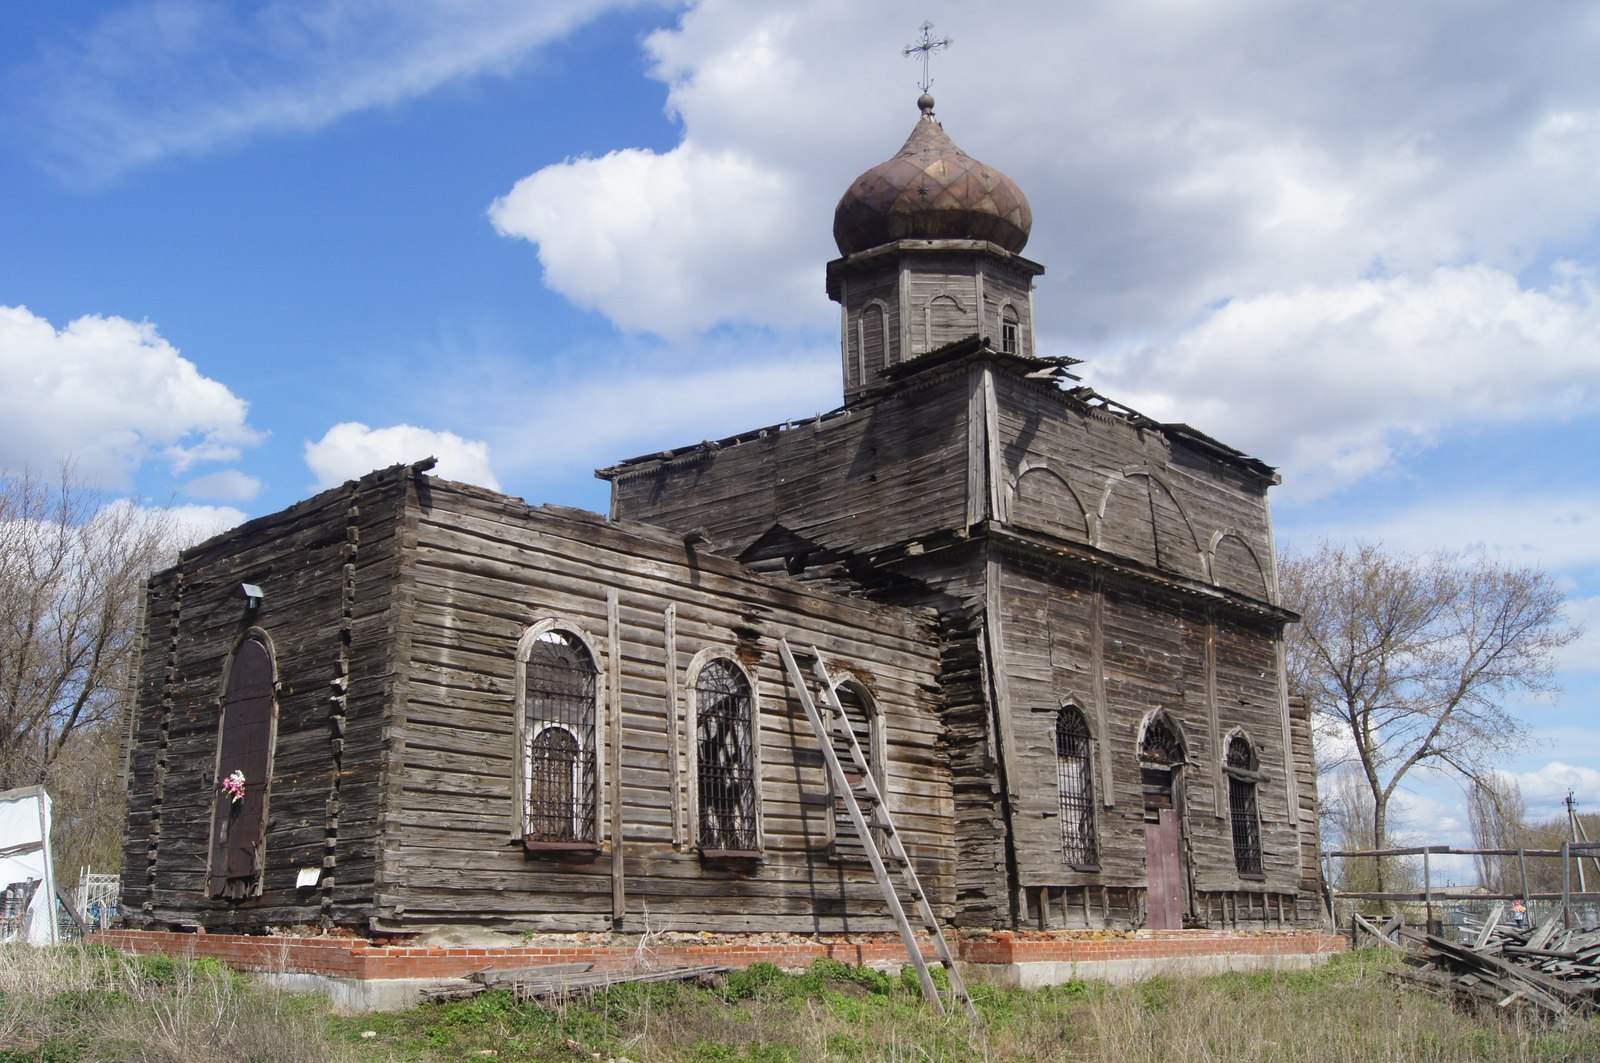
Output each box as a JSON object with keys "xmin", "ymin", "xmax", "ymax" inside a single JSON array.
[
  {"xmin": 122, "ymin": 468, "xmax": 408, "ymax": 931},
  {"xmin": 380, "ymin": 480, "xmax": 951, "ymax": 934},
  {"xmin": 609, "ymin": 369, "xmax": 974, "ymax": 560},
  {"xmin": 993, "ymin": 370, "xmax": 1276, "ymax": 604},
  {"xmin": 996, "ymin": 557, "xmax": 1316, "ymax": 924}
]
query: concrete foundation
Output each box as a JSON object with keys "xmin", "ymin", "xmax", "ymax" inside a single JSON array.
[{"xmin": 90, "ymin": 927, "xmax": 1346, "ymax": 1012}]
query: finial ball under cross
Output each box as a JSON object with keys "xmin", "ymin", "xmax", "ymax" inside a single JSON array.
[{"xmin": 903, "ymin": 20, "xmax": 952, "ymax": 99}]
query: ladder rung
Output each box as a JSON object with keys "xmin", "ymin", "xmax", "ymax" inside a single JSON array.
[{"xmin": 778, "ymin": 636, "xmax": 976, "ymax": 1021}]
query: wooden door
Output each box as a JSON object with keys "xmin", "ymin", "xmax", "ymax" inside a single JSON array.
[
  {"xmin": 1144, "ymin": 808, "xmax": 1185, "ymax": 929},
  {"xmin": 209, "ymin": 640, "xmax": 275, "ymax": 899}
]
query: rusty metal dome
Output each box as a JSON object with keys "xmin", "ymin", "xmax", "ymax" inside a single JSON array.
[{"xmin": 832, "ymin": 95, "xmax": 1032, "ymax": 256}]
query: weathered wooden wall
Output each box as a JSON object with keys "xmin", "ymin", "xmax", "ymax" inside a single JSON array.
[
  {"xmin": 610, "ymin": 346, "xmax": 1323, "ymax": 931},
  {"xmin": 605, "ymin": 363, "xmax": 977, "ymax": 561},
  {"xmin": 993, "ymin": 367, "xmax": 1278, "ymax": 603},
  {"xmin": 373, "ymin": 477, "xmax": 951, "ymax": 934},
  {"xmin": 122, "ymin": 465, "xmax": 410, "ymax": 930}
]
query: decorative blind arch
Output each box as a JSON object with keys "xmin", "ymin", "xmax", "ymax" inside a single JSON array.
[
  {"xmin": 829, "ymin": 677, "xmax": 882, "ymax": 861},
  {"xmin": 208, "ymin": 635, "xmax": 277, "ymax": 900}
]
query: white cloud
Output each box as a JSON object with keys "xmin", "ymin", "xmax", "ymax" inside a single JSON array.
[
  {"xmin": 485, "ymin": 0, "xmax": 1600, "ymax": 496},
  {"xmin": 495, "ymin": 350, "xmax": 837, "ymax": 478},
  {"xmin": 1088, "ymin": 265, "xmax": 1600, "ymax": 497},
  {"xmin": 1559, "ymin": 597, "xmax": 1600, "ymax": 673},
  {"xmin": 1288, "ymin": 493, "xmax": 1600, "ymax": 577},
  {"xmin": 490, "ymin": 145, "xmax": 824, "ymax": 338},
  {"xmin": 0, "ymin": 305, "xmax": 262, "ymax": 486},
  {"xmin": 159, "ymin": 502, "xmax": 248, "ymax": 545},
  {"xmin": 15, "ymin": 0, "xmax": 646, "ymax": 183},
  {"xmin": 304, "ymin": 421, "xmax": 499, "ymax": 491},
  {"xmin": 1509, "ymin": 761, "xmax": 1600, "ymax": 822},
  {"xmin": 183, "ymin": 469, "xmax": 262, "ymax": 502}
]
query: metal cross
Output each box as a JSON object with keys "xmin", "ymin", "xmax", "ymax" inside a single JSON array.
[{"xmin": 902, "ymin": 21, "xmax": 952, "ymax": 94}]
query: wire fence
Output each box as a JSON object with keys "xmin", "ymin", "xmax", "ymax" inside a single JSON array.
[{"xmin": 1325, "ymin": 841, "xmax": 1600, "ymax": 943}]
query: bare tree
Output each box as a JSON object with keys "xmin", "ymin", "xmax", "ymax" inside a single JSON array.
[
  {"xmin": 1321, "ymin": 765, "xmax": 1419, "ymax": 898},
  {"xmin": 1281, "ymin": 541, "xmax": 1579, "ymax": 895},
  {"xmin": 0, "ymin": 468, "xmax": 177, "ymax": 792},
  {"xmin": 1468, "ymin": 773, "xmax": 1527, "ymax": 892}
]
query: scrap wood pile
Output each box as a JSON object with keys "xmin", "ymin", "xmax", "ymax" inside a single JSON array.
[
  {"xmin": 422, "ymin": 962, "xmax": 729, "ymax": 1005},
  {"xmin": 1360, "ymin": 908, "xmax": 1600, "ymax": 1026}
]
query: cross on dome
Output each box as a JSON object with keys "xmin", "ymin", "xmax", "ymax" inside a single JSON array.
[{"xmin": 902, "ymin": 21, "xmax": 952, "ymax": 95}]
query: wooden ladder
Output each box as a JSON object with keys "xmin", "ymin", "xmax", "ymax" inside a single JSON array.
[{"xmin": 778, "ymin": 638, "xmax": 978, "ymax": 1021}]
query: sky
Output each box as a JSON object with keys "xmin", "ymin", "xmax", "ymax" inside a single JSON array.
[{"xmin": 2, "ymin": 0, "xmax": 1597, "ymax": 872}]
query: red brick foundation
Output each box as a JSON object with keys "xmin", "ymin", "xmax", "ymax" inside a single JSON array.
[{"xmin": 89, "ymin": 928, "xmax": 1343, "ymax": 984}]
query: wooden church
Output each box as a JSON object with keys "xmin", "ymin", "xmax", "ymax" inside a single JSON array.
[{"xmin": 120, "ymin": 93, "xmax": 1325, "ymax": 942}]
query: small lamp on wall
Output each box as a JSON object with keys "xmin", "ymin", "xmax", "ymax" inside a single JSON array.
[{"xmin": 238, "ymin": 583, "xmax": 264, "ymax": 612}]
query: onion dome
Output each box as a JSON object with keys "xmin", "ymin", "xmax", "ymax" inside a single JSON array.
[{"xmin": 833, "ymin": 94, "xmax": 1032, "ymax": 256}]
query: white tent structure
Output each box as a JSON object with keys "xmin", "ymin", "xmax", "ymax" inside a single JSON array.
[{"xmin": 0, "ymin": 786, "xmax": 58, "ymax": 946}]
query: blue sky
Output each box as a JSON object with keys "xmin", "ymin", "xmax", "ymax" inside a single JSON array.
[{"xmin": 3, "ymin": 1, "xmax": 1597, "ymax": 861}]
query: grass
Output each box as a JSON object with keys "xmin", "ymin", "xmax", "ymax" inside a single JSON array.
[{"xmin": 3, "ymin": 946, "xmax": 1596, "ymax": 1062}]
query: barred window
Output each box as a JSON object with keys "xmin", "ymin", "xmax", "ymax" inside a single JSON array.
[
  {"xmin": 522, "ymin": 630, "xmax": 598, "ymax": 846},
  {"xmin": 1055, "ymin": 706, "xmax": 1098, "ymax": 866},
  {"xmin": 694, "ymin": 658, "xmax": 759, "ymax": 854},
  {"xmin": 1226, "ymin": 735, "xmax": 1263, "ymax": 876}
]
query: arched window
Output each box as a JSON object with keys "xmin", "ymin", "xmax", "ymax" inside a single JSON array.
[
  {"xmin": 1138, "ymin": 712, "xmax": 1186, "ymax": 816},
  {"xmin": 1000, "ymin": 305, "xmax": 1020, "ymax": 354},
  {"xmin": 1055, "ymin": 706, "xmax": 1098, "ymax": 866},
  {"xmin": 1139, "ymin": 714, "xmax": 1185, "ymax": 767},
  {"xmin": 861, "ymin": 303, "xmax": 887, "ymax": 375},
  {"xmin": 208, "ymin": 635, "xmax": 277, "ymax": 900},
  {"xmin": 829, "ymin": 679, "xmax": 882, "ymax": 862},
  {"xmin": 693, "ymin": 658, "xmax": 759, "ymax": 854},
  {"xmin": 522, "ymin": 629, "xmax": 598, "ymax": 846},
  {"xmin": 1225, "ymin": 734, "xmax": 1263, "ymax": 876}
]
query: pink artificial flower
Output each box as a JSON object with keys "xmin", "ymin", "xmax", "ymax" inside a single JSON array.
[{"xmin": 221, "ymin": 770, "xmax": 246, "ymax": 804}]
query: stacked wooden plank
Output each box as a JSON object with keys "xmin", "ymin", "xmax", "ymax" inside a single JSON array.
[
  {"xmin": 1384, "ymin": 915, "xmax": 1600, "ymax": 1027},
  {"xmin": 420, "ymin": 963, "xmax": 728, "ymax": 1006}
]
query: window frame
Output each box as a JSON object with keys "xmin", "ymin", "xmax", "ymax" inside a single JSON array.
[
  {"xmin": 1054, "ymin": 703, "xmax": 1100, "ymax": 870},
  {"xmin": 514, "ymin": 620, "xmax": 604, "ymax": 851},
  {"xmin": 1223, "ymin": 730, "xmax": 1265, "ymax": 878},
  {"xmin": 686, "ymin": 653, "xmax": 763, "ymax": 858},
  {"xmin": 826, "ymin": 675, "xmax": 884, "ymax": 862}
]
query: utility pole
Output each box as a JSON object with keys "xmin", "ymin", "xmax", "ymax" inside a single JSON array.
[{"xmin": 1568, "ymin": 791, "xmax": 1587, "ymax": 893}]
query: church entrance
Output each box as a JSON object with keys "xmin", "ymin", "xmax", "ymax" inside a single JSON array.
[{"xmin": 1139, "ymin": 715, "xmax": 1188, "ymax": 930}]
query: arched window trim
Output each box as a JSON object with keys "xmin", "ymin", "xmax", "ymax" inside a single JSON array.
[
  {"xmin": 858, "ymin": 298, "xmax": 891, "ymax": 372},
  {"xmin": 206, "ymin": 629, "xmax": 279, "ymax": 901},
  {"xmin": 998, "ymin": 301, "xmax": 1021, "ymax": 355},
  {"xmin": 1137, "ymin": 710, "xmax": 1188, "ymax": 767},
  {"xmin": 514, "ymin": 618, "xmax": 604, "ymax": 849},
  {"xmin": 1223, "ymin": 730, "xmax": 1265, "ymax": 878},
  {"xmin": 827, "ymin": 674, "xmax": 884, "ymax": 861},
  {"xmin": 1054, "ymin": 702, "xmax": 1099, "ymax": 869},
  {"xmin": 685, "ymin": 651, "xmax": 763, "ymax": 857}
]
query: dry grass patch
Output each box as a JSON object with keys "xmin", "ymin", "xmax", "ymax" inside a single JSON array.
[{"xmin": 0, "ymin": 943, "xmax": 351, "ymax": 1062}]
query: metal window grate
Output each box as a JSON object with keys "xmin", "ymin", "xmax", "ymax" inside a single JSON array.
[
  {"xmin": 1227, "ymin": 735, "xmax": 1262, "ymax": 875},
  {"xmin": 1140, "ymin": 714, "xmax": 1184, "ymax": 765},
  {"xmin": 524, "ymin": 631, "xmax": 597, "ymax": 844},
  {"xmin": 1055, "ymin": 707, "xmax": 1098, "ymax": 865},
  {"xmin": 695, "ymin": 660, "xmax": 758, "ymax": 852}
]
